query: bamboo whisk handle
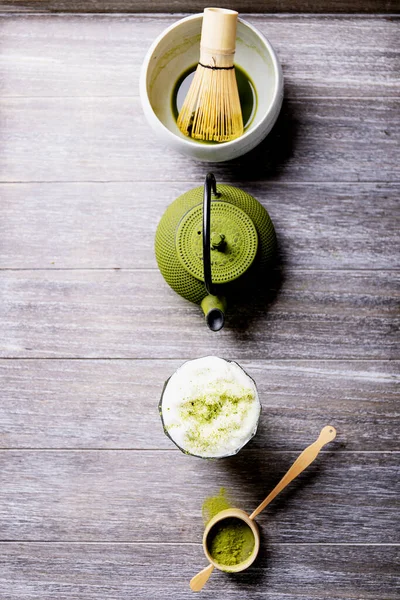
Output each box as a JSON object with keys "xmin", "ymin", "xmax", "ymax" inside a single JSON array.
[
  {"xmin": 200, "ymin": 8, "xmax": 238, "ymax": 66},
  {"xmin": 177, "ymin": 7, "xmax": 243, "ymax": 142}
]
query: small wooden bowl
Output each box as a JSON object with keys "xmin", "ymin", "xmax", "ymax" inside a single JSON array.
[{"xmin": 203, "ymin": 508, "xmax": 260, "ymax": 573}]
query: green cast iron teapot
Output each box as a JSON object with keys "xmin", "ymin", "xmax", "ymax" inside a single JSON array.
[{"xmin": 155, "ymin": 173, "xmax": 276, "ymax": 331}]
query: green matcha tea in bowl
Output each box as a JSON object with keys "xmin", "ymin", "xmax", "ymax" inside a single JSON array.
[{"xmin": 159, "ymin": 356, "xmax": 261, "ymax": 458}]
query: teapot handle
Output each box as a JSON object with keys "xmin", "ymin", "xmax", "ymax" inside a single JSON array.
[
  {"xmin": 203, "ymin": 173, "xmax": 220, "ymax": 296},
  {"xmin": 202, "ymin": 173, "xmax": 226, "ymax": 331}
]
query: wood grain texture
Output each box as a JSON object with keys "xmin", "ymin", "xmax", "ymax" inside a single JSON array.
[
  {"xmin": 1, "ymin": 182, "xmax": 399, "ymax": 270},
  {"xmin": 0, "ymin": 269, "xmax": 398, "ymax": 359},
  {"xmin": 0, "ymin": 0, "xmax": 398, "ymax": 13},
  {"xmin": 1, "ymin": 359, "xmax": 398, "ymax": 451},
  {"xmin": 0, "ymin": 449, "xmax": 398, "ymax": 543},
  {"xmin": 0, "ymin": 543, "xmax": 398, "ymax": 600},
  {"xmin": 0, "ymin": 10, "xmax": 398, "ymax": 600},
  {"xmin": 0, "ymin": 15, "xmax": 398, "ymax": 99},
  {"xmin": 1, "ymin": 96, "xmax": 398, "ymax": 183}
]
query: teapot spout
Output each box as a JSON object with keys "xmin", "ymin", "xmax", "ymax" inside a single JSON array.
[{"xmin": 201, "ymin": 295, "xmax": 227, "ymax": 332}]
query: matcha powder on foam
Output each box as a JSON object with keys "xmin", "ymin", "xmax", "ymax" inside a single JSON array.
[{"xmin": 160, "ymin": 356, "xmax": 261, "ymax": 458}]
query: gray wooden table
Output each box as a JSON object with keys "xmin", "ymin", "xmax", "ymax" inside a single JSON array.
[{"xmin": 0, "ymin": 3, "xmax": 399, "ymax": 599}]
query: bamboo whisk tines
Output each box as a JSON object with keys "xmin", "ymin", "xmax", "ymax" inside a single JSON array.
[{"xmin": 177, "ymin": 8, "xmax": 244, "ymax": 143}]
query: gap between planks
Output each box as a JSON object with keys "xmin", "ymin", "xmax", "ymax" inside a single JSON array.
[
  {"xmin": 0, "ymin": 357, "xmax": 398, "ymax": 361},
  {"xmin": 1, "ymin": 268, "xmax": 399, "ymax": 272},
  {"xmin": 1, "ymin": 96, "xmax": 398, "ymax": 99},
  {"xmin": 0, "ymin": 12, "xmax": 399, "ymax": 17},
  {"xmin": 37, "ymin": 268, "xmax": 395, "ymax": 274},
  {"xmin": 0, "ymin": 541, "xmax": 398, "ymax": 546},
  {"xmin": 0, "ymin": 178, "xmax": 397, "ymax": 183},
  {"xmin": 0, "ymin": 449, "xmax": 398, "ymax": 453}
]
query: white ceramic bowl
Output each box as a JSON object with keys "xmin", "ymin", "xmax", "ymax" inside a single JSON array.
[{"xmin": 140, "ymin": 14, "xmax": 283, "ymax": 162}]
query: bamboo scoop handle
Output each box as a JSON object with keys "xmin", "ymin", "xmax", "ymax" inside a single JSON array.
[
  {"xmin": 249, "ymin": 426, "xmax": 336, "ymax": 520},
  {"xmin": 190, "ymin": 564, "xmax": 214, "ymax": 592}
]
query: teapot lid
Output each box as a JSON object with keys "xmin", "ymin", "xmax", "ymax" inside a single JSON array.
[{"xmin": 176, "ymin": 200, "xmax": 258, "ymax": 284}]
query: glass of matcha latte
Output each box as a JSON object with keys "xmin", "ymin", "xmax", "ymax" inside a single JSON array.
[{"xmin": 159, "ymin": 356, "xmax": 261, "ymax": 458}]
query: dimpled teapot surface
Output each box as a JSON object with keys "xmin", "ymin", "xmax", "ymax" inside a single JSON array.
[{"xmin": 155, "ymin": 174, "xmax": 276, "ymax": 330}]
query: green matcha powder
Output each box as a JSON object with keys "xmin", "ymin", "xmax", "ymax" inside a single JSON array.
[
  {"xmin": 202, "ymin": 488, "xmax": 255, "ymax": 567},
  {"xmin": 202, "ymin": 487, "xmax": 231, "ymax": 524},
  {"xmin": 207, "ymin": 517, "xmax": 255, "ymax": 566}
]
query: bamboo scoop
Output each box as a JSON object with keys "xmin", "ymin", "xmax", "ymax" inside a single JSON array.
[{"xmin": 190, "ymin": 425, "xmax": 337, "ymax": 592}]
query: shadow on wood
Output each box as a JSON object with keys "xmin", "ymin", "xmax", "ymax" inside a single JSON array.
[
  {"xmin": 221, "ymin": 441, "xmax": 340, "ymax": 524},
  {"xmin": 226, "ymin": 256, "xmax": 285, "ymax": 336},
  {"xmin": 211, "ymin": 97, "xmax": 293, "ymax": 333},
  {"xmin": 226, "ymin": 527, "xmax": 270, "ymax": 590},
  {"xmin": 222, "ymin": 95, "xmax": 297, "ymax": 182},
  {"xmin": 258, "ymin": 448, "xmax": 339, "ymax": 521}
]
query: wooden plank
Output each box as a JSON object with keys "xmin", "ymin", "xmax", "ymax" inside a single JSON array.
[
  {"xmin": 1, "ymin": 359, "xmax": 398, "ymax": 451},
  {"xmin": 0, "ymin": 0, "xmax": 398, "ymax": 14},
  {"xmin": 0, "ymin": 270, "xmax": 398, "ymax": 359},
  {"xmin": 1, "ymin": 182, "xmax": 399, "ymax": 270},
  {"xmin": 0, "ymin": 15, "xmax": 398, "ymax": 99},
  {"xmin": 0, "ymin": 542, "xmax": 398, "ymax": 600},
  {"xmin": 0, "ymin": 12, "xmax": 397, "ymax": 600},
  {"xmin": 0, "ymin": 449, "xmax": 398, "ymax": 543},
  {"xmin": 1, "ymin": 97, "xmax": 398, "ymax": 184}
]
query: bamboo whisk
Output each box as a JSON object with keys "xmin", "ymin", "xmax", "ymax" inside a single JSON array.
[{"xmin": 177, "ymin": 8, "xmax": 244, "ymax": 143}]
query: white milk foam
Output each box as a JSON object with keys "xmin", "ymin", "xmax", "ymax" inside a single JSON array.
[{"xmin": 161, "ymin": 356, "xmax": 260, "ymax": 458}]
